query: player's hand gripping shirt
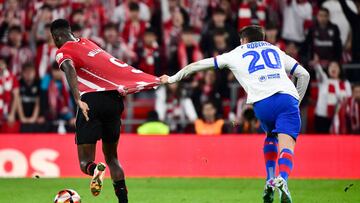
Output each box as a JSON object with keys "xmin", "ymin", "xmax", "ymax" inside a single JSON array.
[{"xmin": 55, "ymin": 38, "xmax": 159, "ymax": 96}]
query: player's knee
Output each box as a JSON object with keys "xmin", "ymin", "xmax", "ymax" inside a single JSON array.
[
  {"xmin": 79, "ymin": 161, "xmax": 88, "ymax": 174},
  {"xmin": 104, "ymin": 156, "xmax": 119, "ymax": 166}
]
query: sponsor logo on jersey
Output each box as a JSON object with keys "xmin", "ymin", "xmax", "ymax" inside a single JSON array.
[
  {"xmin": 267, "ymin": 73, "xmax": 280, "ymax": 79},
  {"xmin": 259, "ymin": 75, "xmax": 267, "ymax": 82},
  {"xmin": 88, "ymin": 48, "xmax": 104, "ymax": 57}
]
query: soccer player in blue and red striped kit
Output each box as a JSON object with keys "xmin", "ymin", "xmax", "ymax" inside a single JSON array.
[{"xmin": 160, "ymin": 25, "xmax": 310, "ymax": 203}]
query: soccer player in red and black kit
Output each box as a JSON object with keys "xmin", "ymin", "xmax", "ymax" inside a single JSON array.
[{"xmin": 50, "ymin": 19, "xmax": 159, "ymax": 203}]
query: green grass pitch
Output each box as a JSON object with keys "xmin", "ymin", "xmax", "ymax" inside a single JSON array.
[{"xmin": 0, "ymin": 178, "xmax": 359, "ymax": 203}]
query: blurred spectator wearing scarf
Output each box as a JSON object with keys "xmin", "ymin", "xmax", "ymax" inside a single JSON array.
[
  {"xmin": 0, "ymin": 57, "xmax": 20, "ymax": 133},
  {"xmin": 35, "ymin": 23, "xmax": 57, "ymax": 78},
  {"xmin": 345, "ymin": 84, "xmax": 360, "ymax": 134},
  {"xmin": 238, "ymin": 0, "xmax": 266, "ymax": 31},
  {"xmin": 0, "ymin": 25, "xmax": 33, "ymax": 77},
  {"xmin": 39, "ymin": 63, "xmax": 73, "ymax": 124}
]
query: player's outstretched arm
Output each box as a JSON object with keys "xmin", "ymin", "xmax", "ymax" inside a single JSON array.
[
  {"xmin": 291, "ymin": 64, "xmax": 310, "ymax": 103},
  {"xmin": 160, "ymin": 58, "xmax": 215, "ymax": 84},
  {"xmin": 61, "ymin": 60, "xmax": 90, "ymax": 121}
]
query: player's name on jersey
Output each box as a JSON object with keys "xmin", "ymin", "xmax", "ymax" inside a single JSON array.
[{"xmin": 246, "ymin": 41, "xmax": 271, "ymax": 49}]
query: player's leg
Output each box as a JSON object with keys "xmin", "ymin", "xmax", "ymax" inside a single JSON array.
[
  {"xmin": 100, "ymin": 91, "xmax": 127, "ymax": 203},
  {"xmin": 102, "ymin": 142, "xmax": 128, "ymax": 203},
  {"xmin": 253, "ymin": 99, "xmax": 277, "ymax": 203},
  {"xmin": 273, "ymin": 133, "xmax": 295, "ymax": 203},
  {"xmin": 264, "ymin": 133, "xmax": 278, "ymax": 181},
  {"xmin": 75, "ymin": 92, "xmax": 104, "ymax": 196},
  {"xmin": 277, "ymin": 133, "xmax": 295, "ymax": 182},
  {"xmin": 77, "ymin": 144, "xmax": 96, "ymax": 175},
  {"xmin": 272, "ymin": 94, "xmax": 301, "ymax": 203}
]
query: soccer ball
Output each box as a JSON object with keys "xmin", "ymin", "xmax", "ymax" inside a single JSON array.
[{"xmin": 54, "ymin": 189, "xmax": 81, "ymax": 203}]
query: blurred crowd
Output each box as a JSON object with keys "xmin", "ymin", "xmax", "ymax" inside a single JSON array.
[{"xmin": 0, "ymin": 0, "xmax": 359, "ymax": 135}]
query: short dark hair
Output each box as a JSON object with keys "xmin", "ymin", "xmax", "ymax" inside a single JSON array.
[
  {"xmin": 318, "ymin": 7, "xmax": 330, "ymax": 14},
  {"xmin": 22, "ymin": 62, "xmax": 35, "ymax": 71},
  {"xmin": 213, "ymin": 8, "xmax": 226, "ymax": 15},
  {"xmin": 213, "ymin": 28, "xmax": 227, "ymax": 36},
  {"xmin": 50, "ymin": 19, "xmax": 71, "ymax": 34},
  {"xmin": 144, "ymin": 27, "xmax": 155, "ymax": 34},
  {"xmin": 353, "ymin": 82, "xmax": 360, "ymax": 89},
  {"xmin": 104, "ymin": 22, "xmax": 118, "ymax": 31},
  {"xmin": 8, "ymin": 25, "xmax": 22, "ymax": 33},
  {"xmin": 129, "ymin": 2, "xmax": 140, "ymax": 11},
  {"xmin": 71, "ymin": 23, "xmax": 83, "ymax": 32},
  {"xmin": 239, "ymin": 25, "xmax": 265, "ymax": 42},
  {"xmin": 182, "ymin": 26, "xmax": 194, "ymax": 34},
  {"xmin": 147, "ymin": 111, "xmax": 159, "ymax": 122}
]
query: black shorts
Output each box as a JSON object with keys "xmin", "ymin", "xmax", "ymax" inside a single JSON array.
[{"xmin": 75, "ymin": 90, "xmax": 124, "ymax": 145}]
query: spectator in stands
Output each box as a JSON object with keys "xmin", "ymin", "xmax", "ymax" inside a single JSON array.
[
  {"xmin": 176, "ymin": 27, "xmax": 203, "ymax": 72},
  {"xmin": 0, "ymin": 57, "xmax": 20, "ymax": 133},
  {"xmin": 237, "ymin": 0, "xmax": 266, "ymax": 31},
  {"xmin": 71, "ymin": 23, "xmax": 83, "ymax": 38},
  {"xmin": 187, "ymin": 0, "xmax": 209, "ymax": 32},
  {"xmin": 211, "ymin": 29, "xmax": 232, "ymax": 57},
  {"xmin": 136, "ymin": 27, "xmax": 161, "ymax": 76},
  {"xmin": 345, "ymin": 83, "xmax": 360, "ymax": 134},
  {"xmin": 313, "ymin": 58, "xmax": 352, "ymax": 133},
  {"xmin": 200, "ymin": 8, "xmax": 239, "ymax": 57},
  {"xmin": 210, "ymin": 29, "xmax": 234, "ymax": 99},
  {"xmin": 191, "ymin": 69, "xmax": 222, "ymax": 117},
  {"xmin": 32, "ymin": 5, "xmax": 53, "ymax": 44},
  {"xmin": 322, "ymin": 0, "xmax": 357, "ymax": 50},
  {"xmin": 121, "ymin": 2, "xmax": 148, "ymax": 53},
  {"xmin": 35, "ymin": 23, "xmax": 57, "ymax": 78},
  {"xmin": 39, "ymin": 63, "xmax": 74, "ymax": 130},
  {"xmin": 305, "ymin": 7, "xmax": 342, "ymax": 66},
  {"xmin": 265, "ymin": 24, "xmax": 286, "ymax": 51},
  {"xmin": 339, "ymin": 0, "xmax": 360, "ymax": 63},
  {"xmin": 163, "ymin": 9, "xmax": 186, "ymax": 74},
  {"xmin": 0, "ymin": 0, "xmax": 25, "ymax": 43},
  {"xmin": 72, "ymin": 0, "xmax": 108, "ymax": 38},
  {"xmin": 281, "ymin": 0, "xmax": 312, "ymax": 45},
  {"xmin": 285, "ymin": 42, "xmax": 301, "ymax": 62},
  {"xmin": 0, "ymin": 25, "xmax": 33, "ymax": 76},
  {"xmin": 238, "ymin": 107, "xmax": 261, "ymax": 134},
  {"xmin": 112, "ymin": 0, "xmax": 151, "ymax": 30},
  {"xmin": 137, "ymin": 111, "xmax": 170, "ymax": 135},
  {"xmin": 17, "ymin": 63, "xmax": 40, "ymax": 132},
  {"xmin": 194, "ymin": 100, "xmax": 225, "ymax": 135},
  {"xmin": 155, "ymin": 83, "xmax": 197, "ymax": 133},
  {"xmin": 69, "ymin": 9, "xmax": 88, "ymax": 36},
  {"xmin": 103, "ymin": 22, "xmax": 133, "ymax": 63}
]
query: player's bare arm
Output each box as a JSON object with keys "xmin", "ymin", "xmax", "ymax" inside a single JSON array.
[
  {"xmin": 160, "ymin": 58, "xmax": 216, "ymax": 84},
  {"xmin": 61, "ymin": 60, "xmax": 90, "ymax": 121}
]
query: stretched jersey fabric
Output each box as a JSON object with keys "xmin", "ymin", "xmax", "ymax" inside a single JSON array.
[{"xmin": 55, "ymin": 38, "xmax": 159, "ymax": 96}]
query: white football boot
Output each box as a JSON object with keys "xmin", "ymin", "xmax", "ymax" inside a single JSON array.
[
  {"xmin": 274, "ymin": 176, "xmax": 292, "ymax": 203},
  {"xmin": 263, "ymin": 178, "xmax": 276, "ymax": 203}
]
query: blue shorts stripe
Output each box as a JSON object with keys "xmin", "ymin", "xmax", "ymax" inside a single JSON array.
[{"xmin": 290, "ymin": 63, "xmax": 298, "ymax": 75}]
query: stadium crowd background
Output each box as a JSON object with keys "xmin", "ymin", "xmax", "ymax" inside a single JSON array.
[{"xmin": 0, "ymin": 0, "xmax": 359, "ymax": 135}]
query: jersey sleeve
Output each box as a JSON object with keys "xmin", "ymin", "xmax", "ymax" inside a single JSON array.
[
  {"xmin": 213, "ymin": 52, "xmax": 230, "ymax": 69},
  {"xmin": 281, "ymin": 51, "xmax": 299, "ymax": 76},
  {"xmin": 55, "ymin": 48, "xmax": 74, "ymax": 69}
]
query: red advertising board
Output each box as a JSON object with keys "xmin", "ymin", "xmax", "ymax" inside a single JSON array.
[{"xmin": 0, "ymin": 134, "xmax": 359, "ymax": 179}]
